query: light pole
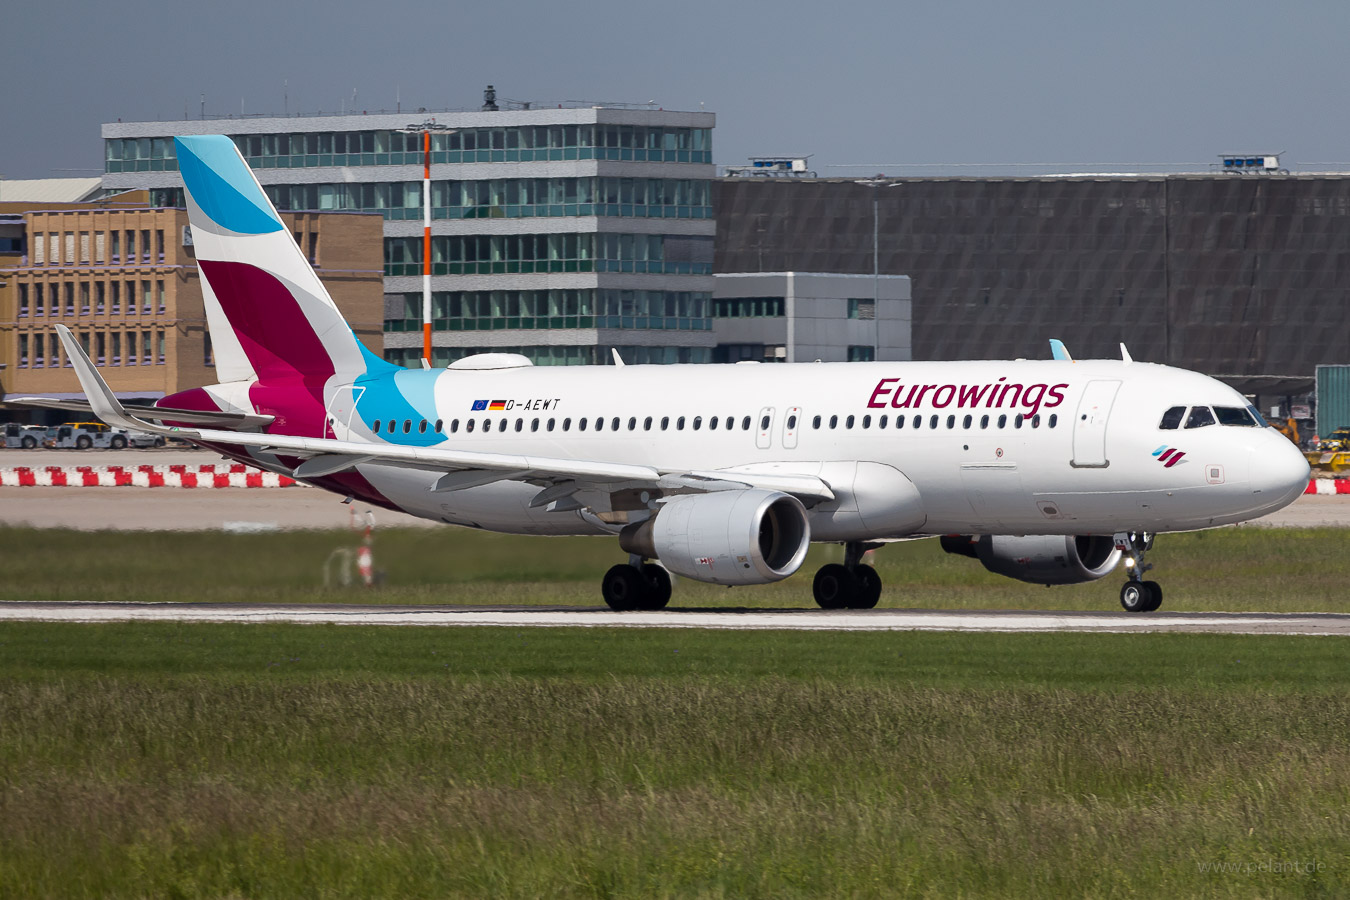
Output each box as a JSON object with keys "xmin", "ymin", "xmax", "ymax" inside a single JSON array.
[
  {"xmin": 397, "ymin": 120, "xmax": 454, "ymax": 366},
  {"xmin": 854, "ymin": 178, "xmax": 899, "ymax": 359}
]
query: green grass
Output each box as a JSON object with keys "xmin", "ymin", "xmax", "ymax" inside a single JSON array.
[
  {"xmin": 0, "ymin": 623, "xmax": 1347, "ymax": 898},
  {"xmin": 2, "ymin": 524, "xmax": 1348, "ymax": 612}
]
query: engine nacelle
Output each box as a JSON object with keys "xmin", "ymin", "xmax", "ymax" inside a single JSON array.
[
  {"xmin": 620, "ymin": 490, "xmax": 811, "ymax": 586},
  {"xmin": 939, "ymin": 534, "xmax": 1122, "ymax": 586}
]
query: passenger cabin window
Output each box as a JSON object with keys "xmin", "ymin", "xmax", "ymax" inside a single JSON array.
[
  {"xmin": 372, "ymin": 420, "xmax": 382, "ymax": 433},
  {"xmin": 1185, "ymin": 406, "xmax": 1216, "ymax": 429},
  {"xmin": 813, "ymin": 415, "xmax": 822, "ymax": 429},
  {"xmin": 1159, "ymin": 406, "xmax": 1186, "ymax": 430},
  {"xmin": 742, "ymin": 416, "xmax": 751, "ymax": 430},
  {"xmin": 435, "ymin": 420, "xmax": 443, "ymax": 433}
]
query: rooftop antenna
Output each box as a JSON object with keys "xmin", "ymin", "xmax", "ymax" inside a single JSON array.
[
  {"xmin": 200, "ymin": 93, "xmax": 205, "ymax": 119},
  {"xmin": 396, "ymin": 84, "xmax": 400, "ymax": 113},
  {"xmin": 284, "ymin": 78, "xmax": 288, "ymax": 115},
  {"xmin": 482, "ymin": 85, "xmax": 498, "ymax": 111}
]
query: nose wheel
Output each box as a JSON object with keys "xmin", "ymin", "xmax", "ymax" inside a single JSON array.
[
  {"xmin": 1114, "ymin": 532, "xmax": 1162, "ymax": 612},
  {"xmin": 812, "ymin": 542, "xmax": 884, "ymax": 609}
]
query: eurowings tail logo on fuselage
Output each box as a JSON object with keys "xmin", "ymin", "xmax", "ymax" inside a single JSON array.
[{"xmin": 1152, "ymin": 445, "xmax": 1188, "ymax": 467}]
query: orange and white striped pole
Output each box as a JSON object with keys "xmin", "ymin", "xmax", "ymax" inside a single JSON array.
[{"xmin": 421, "ymin": 128, "xmax": 433, "ymax": 365}]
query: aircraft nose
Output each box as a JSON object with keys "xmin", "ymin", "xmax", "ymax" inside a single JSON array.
[{"xmin": 1252, "ymin": 435, "xmax": 1311, "ymax": 510}]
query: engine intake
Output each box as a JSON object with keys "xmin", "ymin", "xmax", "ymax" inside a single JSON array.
[
  {"xmin": 940, "ymin": 534, "xmax": 1122, "ymax": 585},
  {"xmin": 620, "ymin": 489, "xmax": 811, "ymax": 586}
]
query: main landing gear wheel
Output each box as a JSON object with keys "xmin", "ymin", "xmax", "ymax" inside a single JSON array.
[
  {"xmin": 1115, "ymin": 532, "xmax": 1163, "ymax": 613},
  {"xmin": 640, "ymin": 563, "xmax": 672, "ymax": 610},
  {"xmin": 812, "ymin": 543, "xmax": 886, "ymax": 610},
  {"xmin": 813, "ymin": 564, "xmax": 856, "ymax": 609},
  {"xmin": 601, "ymin": 562, "xmax": 672, "ymax": 611},
  {"xmin": 853, "ymin": 565, "xmax": 882, "ymax": 610},
  {"xmin": 602, "ymin": 564, "xmax": 645, "ymax": 611}
]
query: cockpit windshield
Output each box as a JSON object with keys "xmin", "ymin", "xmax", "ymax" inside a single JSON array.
[{"xmin": 1159, "ymin": 405, "xmax": 1265, "ymax": 429}]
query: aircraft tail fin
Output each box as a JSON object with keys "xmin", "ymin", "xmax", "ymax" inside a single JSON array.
[{"xmin": 174, "ymin": 135, "xmax": 394, "ymax": 386}]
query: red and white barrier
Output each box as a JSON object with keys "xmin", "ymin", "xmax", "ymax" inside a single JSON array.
[
  {"xmin": 0, "ymin": 463, "xmax": 299, "ymax": 488},
  {"xmin": 1305, "ymin": 477, "xmax": 1350, "ymax": 495}
]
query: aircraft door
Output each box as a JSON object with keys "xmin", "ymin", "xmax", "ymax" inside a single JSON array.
[
  {"xmin": 1071, "ymin": 380, "xmax": 1121, "ymax": 468},
  {"xmin": 324, "ymin": 385, "xmax": 366, "ymax": 440},
  {"xmin": 782, "ymin": 406, "xmax": 801, "ymax": 449},
  {"xmin": 755, "ymin": 407, "xmax": 775, "ymax": 450}
]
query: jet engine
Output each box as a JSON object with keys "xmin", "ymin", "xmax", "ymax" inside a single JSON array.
[
  {"xmin": 619, "ymin": 489, "xmax": 811, "ymax": 586},
  {"xmin": 939, "ymin": 534, "xmax": 1122, "ymax": 586}
]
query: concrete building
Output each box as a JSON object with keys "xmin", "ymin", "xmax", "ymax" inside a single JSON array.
[
  {"xmin": 101, "ymin": 102, "xmax": 717, "ymax": 366},
  {"xmin": 1, "ymin": 202, "xmax": 383, "ymax": 410},
  {"xmin": 712, "ymin": 272, "xmax": 910, "ymax": 363},
  {"xmin": 715, "ymin": 174, "xmax": 1350, "ymax": 403}
]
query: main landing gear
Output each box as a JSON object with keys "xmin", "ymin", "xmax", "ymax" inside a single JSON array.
[
  {"xmin": 1115, "ymin": 531, "xmax": 1162, "ymax": 613},
  {"xmin": 812, "ymin": 542, "xmax": 884, "ymax": 610},
  {"xmin": 601, "ymin": 555, "xmax": 672, "ymax": 611}
]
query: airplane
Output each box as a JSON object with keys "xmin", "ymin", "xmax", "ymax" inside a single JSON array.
[{"xmin": 14, "ymin": 135, "xmax": 1311, "ymax": 613}]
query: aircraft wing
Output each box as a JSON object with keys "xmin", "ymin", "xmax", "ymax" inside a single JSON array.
[{"xmin": 51, "ymin": 325, "xmax": 834, "ymax": 504}]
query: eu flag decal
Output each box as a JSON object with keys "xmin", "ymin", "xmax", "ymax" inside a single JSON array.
[{"xmin": 470, "ymin": 399, "xmax": 489, "ymax": 411}]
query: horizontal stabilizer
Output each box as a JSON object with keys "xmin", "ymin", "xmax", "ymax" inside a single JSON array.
[{"xmin": 1, "ymin": 396, "xmax": 274, "ymax": 429}]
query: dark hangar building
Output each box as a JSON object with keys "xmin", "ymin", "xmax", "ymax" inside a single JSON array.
[{"xmin": 714, "ymin": 172, "xmax": 1350, "ymax": 400}]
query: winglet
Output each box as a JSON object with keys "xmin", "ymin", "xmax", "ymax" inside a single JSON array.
[
  {"xmin": 1049, "ymin": 339, "xmax": 1073, "ymax": 361},
  {"xmin": 1120, "ymin": 343, "xmax": 1133, "ymax": 364},
  {"xmin": 53, "ymin": 325, "xmax": 190, "ymax": 439},
  {"xmin": 611, "ymin": 348, "xmax": 626, "ymax": 367}
]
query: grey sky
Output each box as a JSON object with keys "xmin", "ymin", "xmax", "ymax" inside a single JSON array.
[{"xmin": 4, "ymin": 0, "xmax": 1349, "ymax": 180}]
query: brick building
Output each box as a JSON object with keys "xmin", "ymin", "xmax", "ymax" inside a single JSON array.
[{"xmin": 1, "ymin": 201, "xmax": 383, "ymax": 413}]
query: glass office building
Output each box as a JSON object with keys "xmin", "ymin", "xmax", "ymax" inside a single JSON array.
[{"xmin": 102, "ymin": 106, "xmax": 717, "ymax": 366}]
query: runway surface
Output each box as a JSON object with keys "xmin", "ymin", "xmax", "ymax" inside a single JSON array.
[{"xmin": 1, "ymin": 602, "xmax": 1347, "ymax": 635}]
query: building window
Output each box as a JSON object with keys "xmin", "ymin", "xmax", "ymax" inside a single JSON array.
[
  {"xmin": 80, "ymin": 283, "xmax": 90, "ymax": 315},
  {"xmin": 157, "ymin": 330, "xmax": 165, "ymax": 365},
  {"xmin": 125, "ymin": 230, "xmax": 135, "ymax": 261},
  {"xmin": 95, "ymin": 231, "xmax": 106, "ymax": 263},
  {"xmin": 126, "ymin": 281, "xmax": 135, "ymax": 313},
  {"xmin": 112, "ymin": 332, "xmax": 121, "ymax": 365},
  {"xmin": 142, "ymin": 330, "xmax": 152, "ymax": 365},
  {"xmin": 203, "ymin": 333, "xmax": 213, "ymax": 367},
  {"xmin": 17, "ymin": 334, "xmax": 27, "ymax": 367},
  {"xmin": 79, "ymin": 232, "xmax": 90, "ymax": 263},
  {"xmin": 96, "ymin": 332, "xmax": 106, "ymax": 365},
  {"xmin": 125, "ymin": 331, "xmax": 137, "ymax": 365},
  {"xmin": 33, "ymin": 283, "xmax": 43, "ymax": 316},
  {"xmin": 33, "ymin": 333, "xmax": 45, "ymax": 368},
  {"xmin": 33, "ymin": 234, "xmax": 44, "ymax": 265},
  {"xmin": 110, "ymin": 281, "xmax": 120, "ymax": 315},
  {"xmin": 17, "ymin": 284, "xmax": 27, "ymax": 317},
  {"xmin": 64, "ymin": 283, "xmax": 75, "ymax": 316},
  {"xmin": 140, "ymin": 230, "xmax": 151, "ymax": 263},
  {"xmin": 712, "ymin": 296, "xmax": 785, "ymax": 318},
  {"xmin": 95, "ymin": 282, "xmax": 105, "ymax": 314},
  {"xmin": 156, "ymin": 229, "xmax": 165, "ymax": 262},
  {"xmin": 847, "ymin": 345, "xmax": 875, "ymax": 362},
  {"xmin": 64, "ymin": 232, "xmax": 75, "ymax": 264},
  {"xmin": 157, "ymin": 280, "xmax": 165, "ymax": 313},
  {"xmin": 110, "ymin": 230, "xmax": 120, "ymax": 262}
]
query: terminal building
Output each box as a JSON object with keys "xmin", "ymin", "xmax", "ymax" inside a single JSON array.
[
  {"xmin": 101, "ymin": 99, "xmax": 718, "ymax": 367},
  {"xmin": 714, "ymin": 172, "xmax": 1350, "ymax": 407}
]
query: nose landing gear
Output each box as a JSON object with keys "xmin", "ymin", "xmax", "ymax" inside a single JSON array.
[
  {"xmin": 812, "ymin": 542, "xmax": 884, "ymax": 609},
  {"xmin": 1115, "ymin": 532, "xmax": 1162, "ymax": 612}
]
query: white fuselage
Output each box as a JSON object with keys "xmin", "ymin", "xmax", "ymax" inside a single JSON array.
[{"xmin": 285, "ymin": 357, "xmax": 1310, "ymax": 541}]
